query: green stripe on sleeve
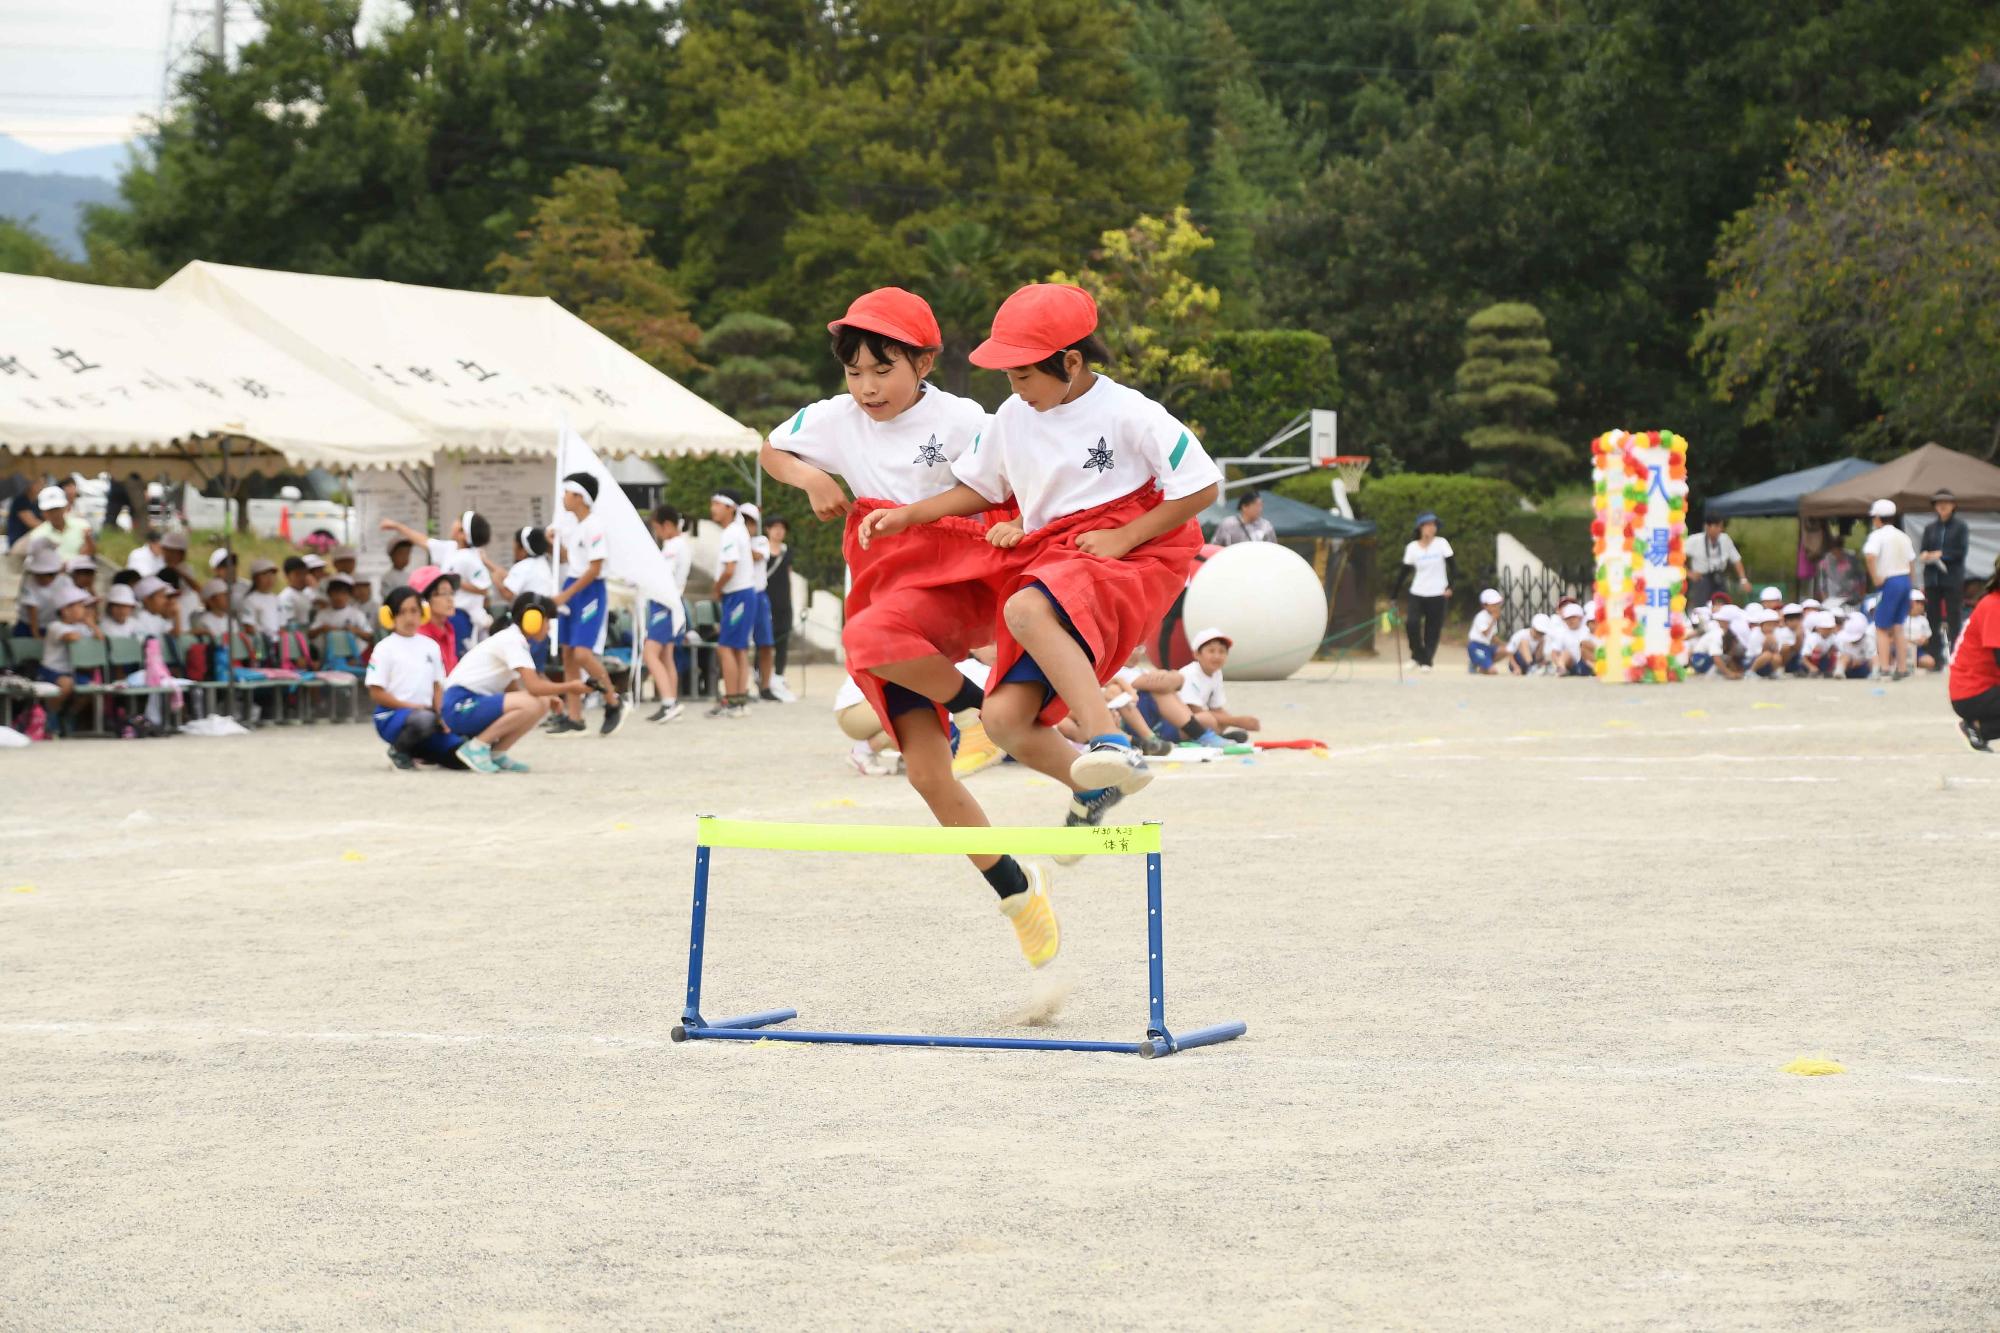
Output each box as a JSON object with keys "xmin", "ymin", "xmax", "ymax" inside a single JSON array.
[
  {"xmin": 788, "ymin": 407, "xmax": 807, "ymax": 434},
  {"xmin": 1167, "ymin": 430, "xmax": 1190, "ymax": 469}
]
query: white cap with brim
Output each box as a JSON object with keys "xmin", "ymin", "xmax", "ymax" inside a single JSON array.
[
  {"xmin": 106, "ymin": 584, "xmax": 138, "ymax": 607},
  {"xmin": 1760, "ymin": 586, "xmax": 1783, "ymax": 602},
  {"xmin": 1530, "ymin": 614, "xmax": 1552, "ymax": 634},
  {"xmin": 1479, "ymin": 588, "xmax": 1501, "ymax": 605},
  {"xmin": 739, "ymin": 503, "xmax": 761, "ymax": 524},
  {"xmin": 134, "ymin": 576, "xmax": 169, "ymax": 600},
  {"xmin": 1911, "ymin": 589, "xmax": 1926, "ymax": 602},
  {"xmin": 209, "ymin": 549, "xmax": 233, "ymax": 569},
  {"xmin": 53, "ymin": 584, "xmax": 94, "ymax": 610},
  {"xmin": 1781, "ymin": 603, "xmax": 1802, "ymax": 616},
  {"xmin": 26, "ymin": 548, "xmax": 63, "ymax": 575},
  {"xmin": 37, "ymin": 485, "xmax": 67, "ymax": 509},
  {"xmin": 1870, "ymin": 498, "xmax": 1897, "ymax": 518},
  {"xmin": 1188, "ymin": 625, "xmax": 1232, "ymax": 651}
]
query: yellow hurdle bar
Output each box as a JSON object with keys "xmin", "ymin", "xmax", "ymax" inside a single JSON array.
[{"xmin": 695, "ymin": 817, "xmax": 1161, "ymax": 857}]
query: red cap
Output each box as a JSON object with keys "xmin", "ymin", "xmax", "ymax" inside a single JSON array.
[
  {"xmin": 827, "ymin": 287, "xmax": 940, "ymax": 349},
  {"xmin": 969, "ymin": 284, "xmax": 1098, "ymax": 369}
]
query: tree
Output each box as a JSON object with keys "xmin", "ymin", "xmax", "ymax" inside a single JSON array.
[
  {"xmin": 1696, "ymin": 53, "xmax": 2000, "ymax": 459},
  {"xmin": 101, "ymin": 0, "xmax": 667, "ymax": 289},
  {"xmin": 1179, "ymin": 330, "xmax": 1338, "ymax": 452},
  {"xmin": 1049, "ymin": 208, "xmax": 1228, "ymax": 414},
  {"xmin": 671, "ymin": 0, "xmax": 1191, "ymax": 333},
  {"xmin": 0, "ymin": 215, "xmax": 159, "ymax": 287},
  {"xmin": 1453, "ymin": 302, "xmax": 1568, "ymax": 486},
  {"xmin": 490, "ymin": 165, "xmax": 702, "ymax": 376},
  {"xmin": 918, "ymin": 221, "xmax": 1024, "ymax": 398},
  {"xmin": 691, "ymin": 313, "xmax": 819, "ymax": 435}
]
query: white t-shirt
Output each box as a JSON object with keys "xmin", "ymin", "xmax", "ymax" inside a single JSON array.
[
  {"xmin": 952, "ymin": 376, "xmax": 1221, "ymax": 534},
  {"xmin": 278, "ymin": 584, "xmax": 317, "ymax": 627},
  {"xmin": 557, "ymin": 510, "xmax": 608, "ymax": 583},
  {"xmin": 1691, "ymin": 622, "xmax": 1724, "ymax": 656},
  {"xmin": 503, "ymin": 554, "xmax": 557, "ymax": 601},
  {"xmin": 195, "ymin": 610, "xmax": 231, "ymax": 638},
  {"xmin": 750, "ymin": 534, "xmax": 770, "ymax": 592},
  {"xmin": 718, "ymin": 520, "xmax": 755, "ymax": 594},
  {"xmin": 1506, "ymin": 626, "xmax": 1541, "ymax": 658},
  {"xmin": 365, "ymin": 632, "xmax": 445, "ymax": 708},
  {"xmin": 43, "ymin": 621, "xmax": 88, "ymax": 673},
  {"xmin": 127, "ymin": 546, "xmax": 166, "ymax": 578},
  {"xmin": 445, "ymin": 624, "xmax": 535, "ymax": 695},
  {"xmin": 1403, "ymin": 538, "xmax": 1454, "ymax": 598},
  {"xmin": 313, "ymin": 604, "xmax": 372, "ymax": 637},
  {"xmin": 1177, "ymin": 661, "xmax": 1227, "ymax": 710},
  {"xmin": 1863, "ymin": 524, "xmax": 1915, "ymax": 579},
  {"xmin": 771, "ymin": 385, "xmax": 989, "ymax": 505},
  {"xmin": 242, "ymin": 589, "xmax": 284, "ymax": 638},
  {"xmin": 101, "ymin": 612, "xmax": 147, "ymax": 641},
  {"xmin": 1767, "ymin": 626, "xmax": 1796, "ymax": 653},
  {"xmin": 1803, "ymin": 628, "xmax": 1837, "ymax": 659},
  {"xmin": 658, "ymin": 534, "xmax": 691, "ymax": 603},
  {"xmin": 1908, "ymin": 612, "xmax": 1932, "ymax": 643},
  {"xmin": 1688, "ymin": 531, "xmax": 1741, "ymax": 576},
  {"xmin": 428, "ymin": 537, "xmax": 494, "ymax": 601},
  {"xmin": 1469, "ymin": 608, "xmax": 1498, "ymax": 646}
]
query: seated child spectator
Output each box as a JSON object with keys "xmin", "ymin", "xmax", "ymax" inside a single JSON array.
[
  {"xmin": 68, "ymin": 556, "xmax": 100, "ymax": 605},
  {"xmin": 1798, "ymin": 611, "xmax": 1839, "ymax": 677},
  {"xmin": 438, "ymin": 592, "xmax": 587, "ymax": 774},
  {"xmin": 1467, "ymin": 589, "xmax": 1503, "ymax": 674},
  {"xmin": 100, "ymin": 583, "xmax": 144, "ymax": 639},
  {"xmin": 1835, "ymin": 608, "xmax": 1874, "ymax": 678},
  {"xmin": 364, "ymin": 586, "xmax": 464, "ymax": 771},
  {"xmin": 41, "ymin": 584, "xmax": 99, "ymax": 732},
  {"xmin": 1758, "ymin": 586, "xmax": 1785, "ymax": 619},
  {"xmin": 1137, "ymin": 628, "xmax": 1260, "ymax": 747},
  {"xmin": 1687, "ymin": 609, "xmax": 1721, "ymax": 676},
  {"xmin": 1714, "ymin": 605, "xmax": 1751, "ymax": 679},
  {"xmin": 194, "ymin": 579, "xmax": 233, "ymax": 639},
  {"xmin": 1507, "ymin": 614, "xmax": 1549, "ymax": 674},
  {"xmin": 1907, "ymin": 590, "xmax": 1939, "ymax": 671},
  {"xmin": 278, "ymin": 556, "xmax": 317, "ymax": 628},
  {"xmin": 16, "ymin": 544, "xmax": 64, "ymax": 637},
  {"xmin": 330, "ymin": 545, "xmax": 359, "ymax": 580},
  {"xmin": 242, "ymin": 558, "xmax": 284, "ymax": 642},
  {"xmin": 1747, "ymin": 606, "xmax": 1786, "ymax": 677},
  {"xmin": 135, "ymin": 576, "xmax": 182, "ymax": 638},
  {"xmin": 1779, "ymin": 604, "xmax": 1808, "ymax": 674},
  {"xmin": 310, "ymin": 575, "xmax": 372, "ymax": 643}
]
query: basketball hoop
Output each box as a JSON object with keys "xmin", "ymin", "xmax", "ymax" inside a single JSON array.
[
  {"xmin": 1328, "ymin": 455, "xmax": 1369, "ymax": 521},
  {"xmin": 1329, "ymin": 455, "xmax": 1371, "ymax": 492}
]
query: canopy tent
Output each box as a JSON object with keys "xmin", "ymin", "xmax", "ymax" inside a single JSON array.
[
  {"xmin": 161, "ymin": 261, "xmax": 760, "ymax": 460},
  {"xmin": 1198, "ymin": 491, "xmax": 1376, "ymax": 541},
  {"xmin": 0, "ymin": 272, "xmax": 434, "ymax": 482},
  {"xmin": 1703, "ymin": 458, "xmax": 1879, "ymax": 519},
  {"xmin": 1799, "ymin": 442, "xmax": 2000, "ymax": 517}
]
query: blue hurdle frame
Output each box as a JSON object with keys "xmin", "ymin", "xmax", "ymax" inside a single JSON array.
[{"xmin": 670, "ymin": 817, "xmax": 1246, "ymax": 1059}]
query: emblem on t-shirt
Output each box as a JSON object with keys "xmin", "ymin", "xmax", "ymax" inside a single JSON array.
[
  {"xmin": 914, "ymin": 435, "xmax": 946, "ymax": 467},
  {"xmin": 1083, "ymin": 437, "xmax": 1115, "ymax": 473}
]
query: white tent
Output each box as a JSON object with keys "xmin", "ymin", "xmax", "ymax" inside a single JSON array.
[
  {"xmin": 161, "ymin": 261, "xmax": 760, "ymax": 460},
  {"xmin": 0, "ymin": 272, "xmax": 434, "ymax": 478}
]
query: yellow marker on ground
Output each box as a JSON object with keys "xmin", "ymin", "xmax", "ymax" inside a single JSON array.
[
  {"xmin": 1782, "ymin": 1055, "xmax": 1847, "ymax": 1076},
  {"xmin": 1752, "ymin": 701, "xmax": 1784, "ymax": 711},
  {"xmin": 1603, "ymin": 719, "xmax": 1635, "ymax": 729},
  {"xmin": 10, "ymin": 883, "xmax": 34, "ymax": 894},
  {"xmin": 1683, "ymin": 708, "xmax": 1709, "ymax": 719},
  {"xmin": 815, "ymin": 797, "xmax": 859, "ymax": 809},
  {"xmin": 341, "ymin": 851, "xmax": 366, "ymax": 863},
  {"xmin": 613, "ymin": 821, "xmax": 633, "ymax": 832}
]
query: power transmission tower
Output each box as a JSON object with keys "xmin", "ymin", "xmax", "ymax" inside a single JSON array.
[{"xmin": 161, "ymin": 0, "xmax": 247, "ymax": 108}]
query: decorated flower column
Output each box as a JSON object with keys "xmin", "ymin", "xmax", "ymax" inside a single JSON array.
[{"xmin": 1591, "ymin": 429, "xmax": 1689, "ymax": 682}]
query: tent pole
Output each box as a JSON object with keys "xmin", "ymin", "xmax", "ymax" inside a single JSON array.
[{"xmin": 221, "ymin": 435, "xmax": 238, "ymax": 724}]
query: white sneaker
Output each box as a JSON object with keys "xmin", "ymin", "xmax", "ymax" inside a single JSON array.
[
  {"xmin": 768, "ymin": 676, "xmax": 798, "ymax": 703},
  {"xmin": 1070, "ymin": 735, "xmax": 1153, "ymax": 795}
]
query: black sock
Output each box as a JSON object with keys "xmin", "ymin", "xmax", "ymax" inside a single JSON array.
[
  {"xmin": 945, "ymin": 678, "xmax": 984, "ymax": 714},
  {"xmin": 981, "ymin": 855, "xmax": 1028, "ymax": 899}
]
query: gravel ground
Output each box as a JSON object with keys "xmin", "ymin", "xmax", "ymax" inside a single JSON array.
[{"xmin": 3, "ymin": 659, "xmax": 1996, "ymax": 1330}]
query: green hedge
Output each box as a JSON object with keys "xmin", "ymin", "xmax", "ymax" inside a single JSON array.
[{"xmin": 1180, "ymin": 329, "xmax": 1339, "ymax": 450}]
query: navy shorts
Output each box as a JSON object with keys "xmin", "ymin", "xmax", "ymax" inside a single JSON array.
[
  {"xmin": 644, "ymin": 599, "xmax": 684, "ymax": 646},
  {"xmin": 562, "ymin": 578, "xmax": 608, "ymax": 653},
  {"xmin": 1467, "ymin": 641, "xmax": 1496, "ymax": 671},
  {"xmin": 752, "ymin": 591, "xmax": 774, "ymax": 648},
  {"xmin": 441, "ymin": 684, "xmax": 507, "ymax": 737},
  {"xmin": 997, "ymin": 582, "xmax": 1091, "ymax": 705},
  {"xmin": 718, "ymin": 589, "xmax": 756, "ymax": 650},
  {"xmin": 1874, "ymin": 574, "xmax": 1911, "ymax": 629}
]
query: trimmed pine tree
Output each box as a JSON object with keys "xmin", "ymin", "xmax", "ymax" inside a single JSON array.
[{"xmin": 1452, "ymin": 302, "xmax": 1570, "ymax": 488}]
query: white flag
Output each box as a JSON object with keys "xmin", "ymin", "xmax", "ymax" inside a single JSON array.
[{"xmin": 555, "ymin": 425, "xmax": 682, "ymax": 610}]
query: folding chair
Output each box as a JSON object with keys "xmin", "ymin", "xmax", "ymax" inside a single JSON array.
[
  {"xmin": 67, "ymin": 638, "xmax": 114, "ymax": 736},
  {"xmin": 108, "ymin": 636, "xmax": 186, "ymax": 735},
  {"xmin": 318, "ymin": 630, "xmax": 367, "ymax": 723}
]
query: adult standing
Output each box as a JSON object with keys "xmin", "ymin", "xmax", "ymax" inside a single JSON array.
[
  {"xmin": 763, "ymin": 515, "xmax": 797, "ymax": 699},
  {"xmin": 1948, "ymin": 576, "xmax": 2000, "ymax": 752},
  {"xmin": 1212, "ymin": 490, "xmax": 1276, "ymax": 546},
  {"xmin": 1918, "ymin": 488, "xmax": 1970, "ymax": 657},
  {"xmin": 1862, "ymin": 497, "xmax": 1916, "ymax": 680},
  {"xmin": 1395, "ymin": 511, "xmax": 1455, "ymax": 672},
  {"xmin": 19, "ymin": 486, "xmax": 94, "ymax": 562},
  {"xmin": 5, "ymin": 482, "xmax": 40, "ymax": 546},
  {"xmin": 1687, "ymin": 514, "xmax": 1751, "ymax": 605}
]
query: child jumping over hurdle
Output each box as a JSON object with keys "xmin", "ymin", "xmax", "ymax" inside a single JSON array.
[
  {"xmin": 859, "ymin": 283, "xmax": 1221, "ymax": 845},
  {"xmin": 762, "ymin": 286, "xmax": 1061, "ymax": 966},
  {"xmin": 439, "ymin": 592, "xmax": 587, "ymax": 773}
]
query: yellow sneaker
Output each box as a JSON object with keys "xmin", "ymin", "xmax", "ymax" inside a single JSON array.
[
  {"xmin": 951, "ymin": 720, "xmax": 1005, "ymax": 778},
  {"xmin": 999, "ymin": 865, "xmax": 1060, "ymax": 968}
]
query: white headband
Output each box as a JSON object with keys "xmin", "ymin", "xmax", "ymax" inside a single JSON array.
[
  {"xmin": 518, "ymin": 524, "xmax": 535, "ymax": 549},
  {"xmin": 563, "ymin": 480, "xmax": 591, "ymax": 501},
  {"xmin": 710, "ymin": 493, "xmax": 736, "ymax": 508},
  {"xmin": 459, "ymin": 509, "xmax": 476, "ymax": 541}
]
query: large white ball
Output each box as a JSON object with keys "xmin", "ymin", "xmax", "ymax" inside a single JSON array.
[{"xmin": 1183, "ymin": 542, "xmax": 1326, "ymax": 680}]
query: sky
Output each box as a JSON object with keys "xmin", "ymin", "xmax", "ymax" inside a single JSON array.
[{"xmin": 0, "ymin": 0, "xmax": 401, "ymax": 152}]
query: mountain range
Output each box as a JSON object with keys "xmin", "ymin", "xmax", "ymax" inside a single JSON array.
[{"xmin": 0, "ymin": 133, "xmax": 134, "ymax": 260}]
